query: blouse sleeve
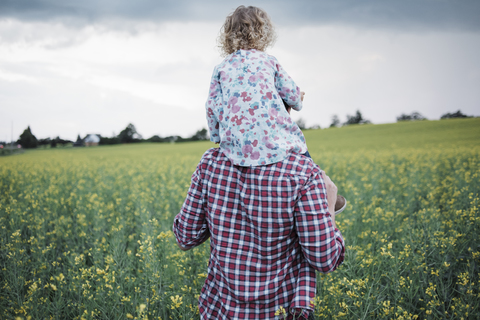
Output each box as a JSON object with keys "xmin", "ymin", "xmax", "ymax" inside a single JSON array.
[
  {"xmin": 205, "ymin": 67, "xmax": 222, "ymax": 143},
  {"xmin": 273, "ymin": 58, "xmax": 303, "ymax": 112}
]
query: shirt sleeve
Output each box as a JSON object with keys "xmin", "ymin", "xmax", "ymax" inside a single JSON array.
[
  {"xmin": 294, "ymin": 169, "xmax": 345, "ymax": 273},
  {"xmin": 273, "ymin": 57, "xmax": 303, "ymax": 112},
  {"xmin": 205, "ymin": 67, "xmax": 222, "ymax": 143},
  {"xmin": 173, "ymin": 159, "xmax": 210, "ymax": 250}
]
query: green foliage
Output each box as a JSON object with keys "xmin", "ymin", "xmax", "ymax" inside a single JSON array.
[
  {"xmin": 1, "ymin": 119, "xmax": 479, "ymax": 319},
  {"xmin": 0, "ymin": 145, "xmax": 23, "ymax": 156},
  {"xmin": 344, "ymin": 110, "xmax": 371, "ymax": 126},
  {"xmin": 396, "ymin": 112, "xmax": 426, "ymax": 122},
  {"xmin": 17, "ymin": 126, "xmax": 38, "ymax": 148},
  {"xmin": 190, "ymin": 128, "xmax": 208, "ymax": 141},
  {"xmin": 99, "ymin": 136, "xmax": 120, "ymax": 145},
  {"xmin": 330, "ymin": 115, "xmax": 340, "ymax": 128},
  {"xmin": 147, "ymin": 135, "xmax": 165, "ymax": 143},
  {"xmin": 101, "ymin": 125, "xmax": 210, "ymax": 144},
  {"xmin": 49, "ymin": 136, "xmax": 71, "ymax": 148},
  {"xmin": 296, "ymin": 118, "xmax": 307, "ymax": 130},
  {"xmin": 73, "ymin": 135, "xmax": 84, "ymax": 147},
  {"xmin": 441, "ymin": 110, "xmax": 472, "ymax": 119},
  {"xmin": 118, "ymin": 123, "xmax": 142, "ymax": 143}
]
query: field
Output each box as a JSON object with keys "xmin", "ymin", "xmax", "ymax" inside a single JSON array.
[{"xmin": 1, "ymin": 118, "xmax": 479, "ymax": 319}]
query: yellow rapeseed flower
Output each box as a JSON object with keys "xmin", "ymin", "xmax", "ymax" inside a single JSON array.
[
  {"xmin": 170, "ymin": 295, "xmax": 183, "ymax": 309},
  {"xmin": 274, "ymin": 306, "xmax": 286, "ymax": 316}
]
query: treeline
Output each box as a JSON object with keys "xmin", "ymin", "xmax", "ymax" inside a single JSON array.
[
  {"xmin": 325, "ymin": 109, "xmax": 473, "ymax": 129},
  {"xmin": 8, "ymin": 123, "xmax": 209, "ymax": 149},
  {"xmin": 4, "ymin": 110, "xmax": 475, "ymax": 149},
  {"xmin": 94, "ymin": 124, "xmax": 208, "ymax": 146}
]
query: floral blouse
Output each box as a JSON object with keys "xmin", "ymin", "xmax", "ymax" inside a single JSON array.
[{"xmin": 206, "ymin": 49, "xmax": 307, "ymax": 167}]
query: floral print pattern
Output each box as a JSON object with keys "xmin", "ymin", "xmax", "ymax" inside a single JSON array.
[{"xmin": 206, "ymin": 49, "xmax": 307, "ymax": 166}]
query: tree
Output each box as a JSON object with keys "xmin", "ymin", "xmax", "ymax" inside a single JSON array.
[
  {"xmin": 343, "ymin": 110, "xmax": 371, "ymax": 126},
  {"xmin": 191, "ymin": 128, "xmax": 209, "ymax": 141},
  {"xmin": 50, "ymin": 137, "xmax": 58, "ymax": 148},
  {"xmin": 296, "ymin": 118, "xmax": 307, "ymax": 130},
  {"xmin": 440, "ymin": 110, "xmax": 471, "ymax": 119},
  {"xmin": 38, "ymin": 138, "xmax": 51, "ymax": 148},
  {"xmin": 58, "ymin": 137, "xmax": 72, "ymax": 146},
  {"xmin": 99, "ymin": 136, "xmax": 120, "ymax": 145},
  {"xmin": 147, "ymin": 135, "xmax": 165, "ymax": 143},
  {"xmin": 49, "ymin": 136, "xmax": 71, "ymax": 148},
  {"xmin": 17, "ymin": 126, "xmax": 38, "ymax": 148},
  {"xmin": 118, "ymin": 123, "xmax": 142, "ymax": 143},
  {"xmin": 164, "ymin": 135, "xmax": 185, "ymax": 143},
  {"xmin": 330, "ymin": 115, "xmax": 340, "ymax": 128},
  {"xmin": 73, "ymin": 135, "xmax": 84, "ymax": 147},
  {"xmin": 396, "ymin": 112, "xmax": 426, "ymax": 122}
]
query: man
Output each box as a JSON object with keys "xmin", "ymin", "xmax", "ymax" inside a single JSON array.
[{"xmin": 173, "ymin": 148, "xmax": 345, "ymax": 319}]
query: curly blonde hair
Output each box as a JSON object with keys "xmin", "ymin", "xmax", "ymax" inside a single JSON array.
[{"xmin": 218, "ymin": 5, "xmax": 277, "ymax": 57}]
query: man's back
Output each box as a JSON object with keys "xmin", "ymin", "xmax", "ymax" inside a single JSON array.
[{"xmin": 173, "ymin": 148, "xmax": 344, "ymax": 319}]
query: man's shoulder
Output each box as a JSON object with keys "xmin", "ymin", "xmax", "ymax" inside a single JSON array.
[
  {"xmin": 199, "ymin": 148, "xmax": 227, "ymax": 165},
  {"xmin": 278, "ymin": 153, "xmax": 321, "ymax": 177},
  {"xmin": 199, "ymin": 149, "xmax": 320, "ymax": 178},
  {"xmin": 201, "ymin": 147, "xmax": 220, "ymax": 159}
]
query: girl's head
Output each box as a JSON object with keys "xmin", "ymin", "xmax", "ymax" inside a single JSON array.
[{"xmin": 218, "ymin": 5, "xmax": 276, "ymax": 57}]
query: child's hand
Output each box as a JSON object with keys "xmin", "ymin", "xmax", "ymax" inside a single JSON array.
[{"xmin": 284, "ymin": 91, "xmax": 304, "ymax": 114}]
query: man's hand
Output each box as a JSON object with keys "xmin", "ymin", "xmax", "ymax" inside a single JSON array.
[
  {"xmin": 300, "ymin": 91, "xmax": 305, "ymax": 102},
  {"xmin": 176, "ymin": 242, "xmax": 190, "ymax": 251},
  {"xmin": 321, "ymin": 171, "xmax": 338, "ymax": 227}
]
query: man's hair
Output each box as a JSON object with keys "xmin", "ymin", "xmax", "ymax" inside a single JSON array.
[{"xmin": 218, "ymin": 5, "xmax": 277, "ymax": 57}]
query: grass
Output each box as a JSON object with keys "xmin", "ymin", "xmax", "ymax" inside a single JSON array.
[{"xmin": 0, "ymin": 118, "xmax": 479, "ymax": 319}]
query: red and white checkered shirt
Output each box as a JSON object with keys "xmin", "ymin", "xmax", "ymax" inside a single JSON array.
[{"xmin": 173, "ymin": 148, "xmax": 345, "ymax": 319}]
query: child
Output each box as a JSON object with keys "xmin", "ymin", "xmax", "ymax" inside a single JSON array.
[{"xmin": 205, "ymin": 5, "xmax": 346, "ymax": 214}]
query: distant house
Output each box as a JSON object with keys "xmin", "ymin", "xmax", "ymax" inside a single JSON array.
[{"xmin": 84, "ymin": 134, "xmax": 101, "ymax": 147}]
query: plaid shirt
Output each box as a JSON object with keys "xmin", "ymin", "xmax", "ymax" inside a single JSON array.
[{"xmin": 173, "ymin": 148, "xmax": 345, "ymax": 319}]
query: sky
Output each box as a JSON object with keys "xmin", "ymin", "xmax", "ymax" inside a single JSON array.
[{"xmin": 1, "ymin": 0, "xmax": 479, "ymax": 142}]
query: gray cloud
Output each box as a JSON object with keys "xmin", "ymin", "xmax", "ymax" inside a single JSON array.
[{"xmin": 1, "ymin": 0, "xmax": 480, "ymax": 32}]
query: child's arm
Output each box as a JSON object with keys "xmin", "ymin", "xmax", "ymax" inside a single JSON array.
[
  {"xmin": 205, "ymin": 68, "xmax": 222, "ymax": 143},
  {"xmin": 273, "ymin": 57, "xmax": 303, "ymax": 112},
  {"xmin": 285, "ymin": 91, "xmax": 305, "ymax": 114}
]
